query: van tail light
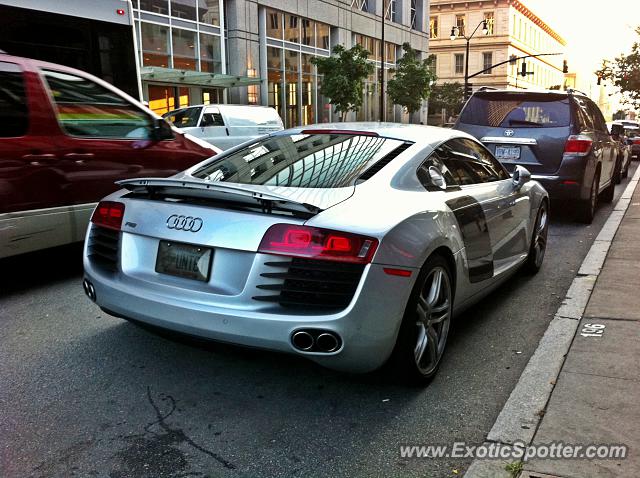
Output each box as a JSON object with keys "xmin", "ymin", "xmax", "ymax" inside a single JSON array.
[
  {"xmin": 258, "ymin": 224, "xmax": 378, "ymax": 264},
  {"xmin": 91, "ymin": 201, "xmax": 125, "ymax": 231},
  {"xmin": 564, "ymin": 135, "xmax": 593, "ymax": 156},
  {"xmin": 633, "ymin": 139, "xmax": 640, "ymax": 145}
]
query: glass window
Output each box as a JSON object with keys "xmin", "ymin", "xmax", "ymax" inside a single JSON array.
[
  {"xmin": 301, "ymin": 19, "xmax": 315, "ymax": 47},
  {"xmin": 198, "ymin": 0, "xmax": 220, "ymax": 25},
  {"xmin": 164, "ymin": 106, "xmax": 202, "ymax": 127},
  {"xmin": 316, "ymin": 22, "xmax": 330, "ymax": 50},
  {"xmin": 386, "ymin": 0, "xmax": 397, "ymax": 22},
  {"xmin": 455, "ymin": 53, "xmax": 464, "ymax": 74},
  {"xmin": 417, "ymin": 152, "xmax": 457, "ymax": 190},
  {"xmin": 484, "ymin": 12, "xmax": 495, "ymax": 35},
  {"xmin": 573, "ymin": 97, "xmax": 594, "ymax": 130},
  {"xmin": 411, "ymin": 0, "xmax": 419, "ymax": 30},
  {"xmin": 222, "ymin": 106, "xmax": 281, "ymax": 126},
  {"xmin": 587, "ymin": 100, "xmax": 608, "ymax": 133},
  {"xmin": 459, "ymin": 93, "xmax": 571, "ymax": 128},
  {"xmin": 148, "ymin": 85, "xmax": 175, "ymax": 114},
  {"xmin": 171, "ymin": 0, "xmax": 197, "ymax": 21},
  {"xmin": 351, "ymin": 0, "xmax": 369, "ymax": 12},
  {"xmin": 192, "ymin": 133, "xmax": 408, "ymax": 188},
  {"xmin": 429, "ymin": 16, "xmax": 438, "ymax": 39},
  {"xmin": 43, "ymin": 70, "xmax": 153, "ymax": 139},
  {"xmin": 483, "ymin": 52, "xmax": 493, "ymax": 74},
  {"xmin": 141, "ymin": 22, "xmax": 170, "ymax": 68},
  {"xmin": 200, "ymin": 33, "xmax": 222, "ymax": 73},
  {"xmin": 202, "ymin": 88, "xmax": 222, "ymax": 105},
  {"xmin": 284, "ymin": 14, "xmax": 299, "ymax": 43},
  {"xmin": 266, "ymin": 9, "xmax": 283, "ymax": 39},
  {"xmin": 0, "ymin": 62, "xmax": 28, "ymax": 138},
  {"xmin": 139, "ymin": 0, "xmax": 169, "ymax": 15},
  {"xmin": 436, "ymin": 138, "xmax": 509, "ymax": 185},
  {"xmin": 172, "ymin": 28, "xmax": 197, "ymax": 70},
  {"xmin": 202, "ymin": 106, "xmax": 225, "ymax": 126},
  {"xmin": 456, "ymin": 14, "xmax": 466, "ymax": 37}
]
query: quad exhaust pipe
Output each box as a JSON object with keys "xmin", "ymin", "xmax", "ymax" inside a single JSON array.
[{"xmin": 291, "ymin": 329, "xmax": 341, "ymax": 353}]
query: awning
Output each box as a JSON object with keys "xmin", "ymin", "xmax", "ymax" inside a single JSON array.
[{"xmin": 140, "ymin": 67, "xmax": 262, "ymax": 88}]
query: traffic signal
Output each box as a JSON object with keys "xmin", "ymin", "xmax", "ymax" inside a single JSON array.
[
  {"xmin": 562, "ymin": 60, "xmax": 568, "ymax": 74},
  {"xmin": 464, "ymin": 83, "xmax": 473, "ymax": 99},
  {"xmin": 520, "ymin": 61, "xmax": 528, "ymax": 77}
]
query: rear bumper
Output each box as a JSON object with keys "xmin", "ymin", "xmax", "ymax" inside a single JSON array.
[
  {"xmin": 83, "ymin": 258, "xmax": 417, "ymax": 373},
  {"xmin": 531, "ymin": 175, "xmax": 583, "ymax": 200}
]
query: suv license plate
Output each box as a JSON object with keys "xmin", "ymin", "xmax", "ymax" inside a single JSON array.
[
  {"xmin": 495, "ymin": 146, "xmax": 521, "ymax": 160},
  {"xmin": 155, "ymin": 241, "xmax": 212, "ymax": 282}
]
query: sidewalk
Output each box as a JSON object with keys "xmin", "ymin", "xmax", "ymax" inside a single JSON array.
[
  {"xmin": 466, "ymin": 168, "xmax": 640, "ymax": 478},
  {"xmin": 521, "ymin": 185, "xmax": 640, "ymax": 477}
]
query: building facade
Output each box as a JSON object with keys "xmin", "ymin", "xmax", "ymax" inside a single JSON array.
[
  {"xmin": 428, "ymin": 0, "xmax": 565, "ymax": 92},
  {"xmin": 134, "ymin": 0, "xmax": 433, "ymax": 125}
]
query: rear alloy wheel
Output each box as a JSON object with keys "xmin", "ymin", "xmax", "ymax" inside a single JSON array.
[
  {"xmin": 578, "ymin": 171, "xmax": 599, "ymax": 224},
  {"xmin": 389, "ymin": 255, "xmax": 453, "ymax": 385},
  {"xmin": 524, "ymin": 201, "xmax": 549, "ymax": 274}
]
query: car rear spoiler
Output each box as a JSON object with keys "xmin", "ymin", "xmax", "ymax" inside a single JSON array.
[{"xmin": 117, "ymin": 178, "xmax": 322, "ymax": 216}]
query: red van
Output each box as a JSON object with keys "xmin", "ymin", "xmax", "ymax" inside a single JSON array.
[{"xmin": 0, "ymin": 54, "xmax": 219, "ymax": 258}]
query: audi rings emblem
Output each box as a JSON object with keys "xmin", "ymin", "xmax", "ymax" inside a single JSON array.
[{"xmin": 166, "ymin": 215, "xmax": 203, "ymax": 232}]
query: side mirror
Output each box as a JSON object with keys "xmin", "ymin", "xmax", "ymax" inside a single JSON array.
[
  {"xmin": 428, "ymin": 166, "xmax": 447, "ymax": 190},
  {"xmin": 512, "ymin": 165, "xmax": 531, "ymax": 190},
  {"xmin": 150, "ymin": 118, "xmax": 175, "ymax": 141}
]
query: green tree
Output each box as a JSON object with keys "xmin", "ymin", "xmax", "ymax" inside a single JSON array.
[
  {"xmin": 428, "ymin": 82, "xmax": 465, "ymax": 117},
  {"xmin": 387, "ymin": 43, "xmax": 437, "ymax": 117},
  {"xmin": 311, "ymin": 44, "xmax": 374, "ymax": 121},
  {"xmin": 596, "ymin": 27, "xmax": 640, "ymax": 108}
]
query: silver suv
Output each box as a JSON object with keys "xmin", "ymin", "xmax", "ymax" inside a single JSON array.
[{"xmin": 455, "ymin": 90, "xmax": 617, "ymax": 223}]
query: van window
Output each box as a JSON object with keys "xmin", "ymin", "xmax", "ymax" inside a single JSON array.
[
  {"xmin": 164, "ymin": 107, "xmax": 202, "ymax": 127},
  {"xmin": 201, "ymin": 107, "xmax": 225, "ymax": 127},
  {"xmin": 193, "ymin": 133, "xmax": 408, "ymax": 188},
  {"xmin": 42, "ymin": 70, "xmax": 154, "ymax": 139},
  {"xmin": 222, "ymin": 106, "xmax": 282, "ymax": 127},
  {"xmin": 459, "ymin": 93, "xmax": 570, "ymax": 128},
  {"xmin": 0, "ymin": 62, "xmax": 28, "ymax": 137}
]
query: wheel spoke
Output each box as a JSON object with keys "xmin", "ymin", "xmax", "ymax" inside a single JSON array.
[
  {"xmin": 414, "ymin": 325, "xmax": 428, "ymax": 363},
  {"xmin": 426, "ymin": 326, "xmax": 439, "ymax": 367},
  {"xmin": 427, "ymin": 269, "xmax": 443, "ymax": 306},
  {"xmin": 416, "ymin": 295, "xmax": 429, "ymax": 325}
]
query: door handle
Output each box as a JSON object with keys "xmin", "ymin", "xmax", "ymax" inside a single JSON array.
[
  {"xmin": 64, "ymin": 153, "xmax": 95, "ymax": 160},
  {"xmin": 22, "ymin": 153, "xmax": 57, "ymax": 165}
]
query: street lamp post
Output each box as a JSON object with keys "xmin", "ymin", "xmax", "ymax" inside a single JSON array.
[{"xmin": 450, "ymin": 20, "xmax": 489, "ymax": 100}]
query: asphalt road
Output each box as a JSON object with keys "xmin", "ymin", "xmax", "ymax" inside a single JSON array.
[{"xmin": 1, "ymin": 163, "xmax": 637, "ymax": 478}]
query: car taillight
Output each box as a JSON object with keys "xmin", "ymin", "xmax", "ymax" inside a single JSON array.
[
  {"xmin": 564, "ymin": 135, "xmax": 593, "ymax": 155},
  {"xmin": 633, "ymin": 139, "xmax": 640, "ymax": 145},
  {"xmin": 91, "ymin": 201, "xmax": 125, "ymax": 231},
  {"xmin": 258, "ymin": 224, "xmax": 378, "ymax": 264}
]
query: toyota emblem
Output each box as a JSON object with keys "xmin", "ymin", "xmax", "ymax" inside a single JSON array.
[
  {"xmin": 166, "ymin": 215, "xmax": 203, "ymax": 232},
  {"xmin": 504, "ymin": 129, "xmax": 515, "ymax": 137}
]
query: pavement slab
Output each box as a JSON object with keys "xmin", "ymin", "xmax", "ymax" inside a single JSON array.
[{"xmin": 525, "ymin": 371, "xmax": 640, "ymax": 478}]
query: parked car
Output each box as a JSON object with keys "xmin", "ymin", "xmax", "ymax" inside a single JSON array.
[
  {"xmin": 83, "ymin": 123, "xmax": 548, "ymax": 384},
  {"xmin": 455, "ymin": 89, "xmax": 617, "ymax": 223},
  {"xmin": 0, "ymin": 53, "xmax": 219, "ymax": 259},
  {"xmin": 163, "ymin": 104, "xmax": 284, "ymax": 150},
  {"xmin": 624, "ymin": 126, "xmax": 640, "ymax": 160},
  {"xmin": 609, "ymin": 123, "xmax": 631, "ymax": 182}
]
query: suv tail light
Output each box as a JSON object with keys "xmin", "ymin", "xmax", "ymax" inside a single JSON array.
[
  {"xmin": 633, "ymin": 139, "xmax": 640, "ymax": 145},
  {"xmin": 91, "ymin": 201, "xmax": 125, "ymax": 231},
  {"xmin": 258, "ymin": 224, "xmax": 378, "ymax": 264},
  {"xmin": 564, "ymin": 135, "xmax": 593, "ymax": 156}
]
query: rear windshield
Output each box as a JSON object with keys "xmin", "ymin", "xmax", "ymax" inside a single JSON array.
[
  {"xmin": 164, "ymin": 107, "xmax": 202, "ymax": 128},
  {"xmin": 192, "ymin": 133, "xmax": 408, "ymax": 188},
  {"xmin": 459, "ymin": 93, "xmax": 570, "ymax": 128},
  {"xmin": 222, "ymin": 106, "xmax": 282, "ymax": 127}
]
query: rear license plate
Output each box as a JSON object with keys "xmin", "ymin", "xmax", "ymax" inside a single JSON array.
[
  {"xmin": 495, "ymin": 146, "xmax": 521, "ymax": 160},
  {"xmin": 155, "ymin": 240, "xmax": 212, "ymax": 282}
]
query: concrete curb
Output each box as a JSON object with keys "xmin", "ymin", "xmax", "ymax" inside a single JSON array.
[{"xmin": 465, "ymin": 165, "xmax": 640, "ymax": 478}]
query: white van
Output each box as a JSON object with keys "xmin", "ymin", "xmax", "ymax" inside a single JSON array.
[{"xmin": 163, "ymin": 104, "xmax": 284, "ymax": 150}]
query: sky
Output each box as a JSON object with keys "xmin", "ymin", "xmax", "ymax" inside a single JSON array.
[{"xmin": 525, "ymin": 0, "xmax": 640, "ymax": 74}]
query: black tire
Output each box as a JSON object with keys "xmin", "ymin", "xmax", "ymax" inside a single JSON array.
[
  {"xmin": 578, "ymin": 171, "xmax": 599, "ymax": 224},
  {"xmin": 601, "ymin": 176, "xmax": 615, "ymax": 204},
  {"xmin": 386, "ymin": 255, "xmax": 453, "ymax": 386},
  {"xmin": 613, "ymin": 156, "xmax": 622, "ymax": 184},
  {"xmin": 524, "ymin": 201, "xmax": 549, "ymax": 274},
  {"xmin": 622, "ymin": 161, "xmax": 629, "ymax": 179}
]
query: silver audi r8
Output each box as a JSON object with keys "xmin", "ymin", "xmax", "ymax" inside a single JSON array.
[{"xmin": 83, "ymin": 123, "xmax": 548, "ymax": 384}]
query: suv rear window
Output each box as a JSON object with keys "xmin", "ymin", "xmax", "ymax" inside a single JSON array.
[
  {"xmin": 459, "ymin": 93, "xmax": 570, "ymax": 128},
  {"xmin": 193, "ymin": 133, "xmax": 409, "ymax": 188}
]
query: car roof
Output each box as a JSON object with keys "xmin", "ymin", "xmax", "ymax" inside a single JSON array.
[
  {"xmin": 471, "ymin": 88, "xmax": 573, "ymax": 97},
  {"xmin": 285, "ymin": 122, "xmax": 473, "ymax": 145}
]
